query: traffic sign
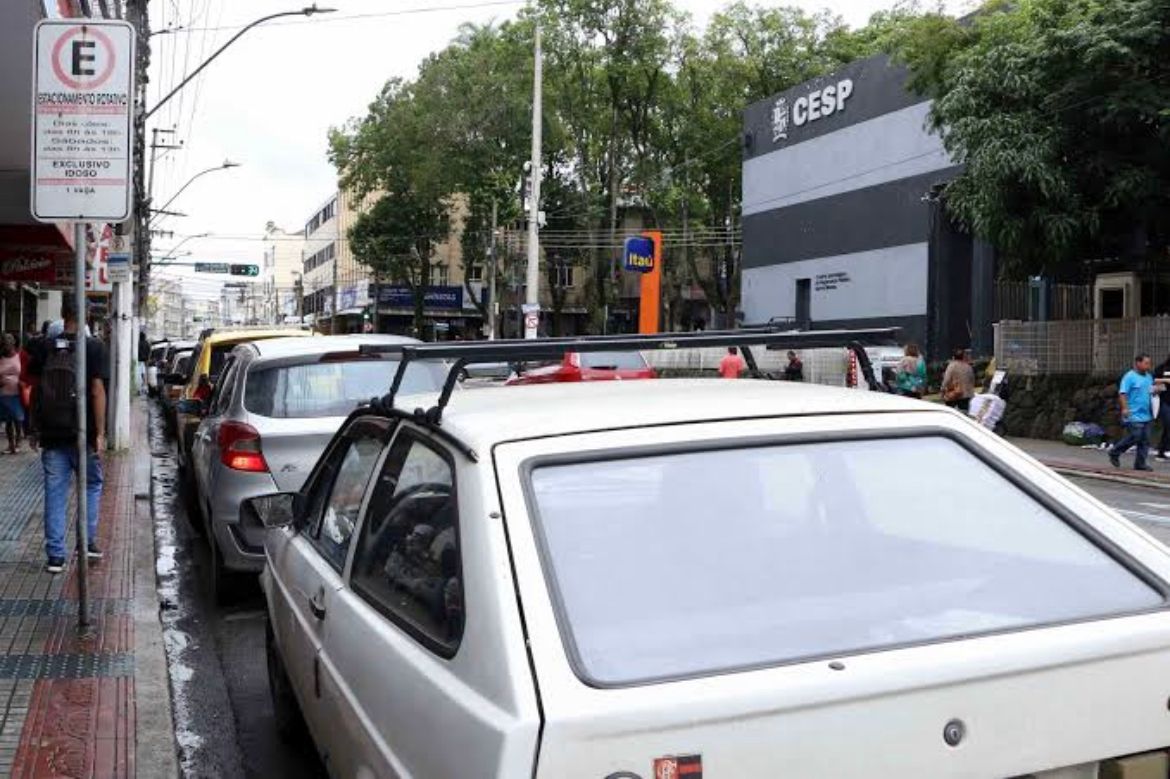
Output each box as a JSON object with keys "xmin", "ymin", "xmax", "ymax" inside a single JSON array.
[
  {"xmin": 194, "ymin": 262, "xmax": 229, "ymax": 274},
  {"xmin": 31, "ymin": 20, "xmax": 136, "ymax": 222},
  {"xmin": 230, "ymin": 264, "xmax": 259, "ymax": 277}
]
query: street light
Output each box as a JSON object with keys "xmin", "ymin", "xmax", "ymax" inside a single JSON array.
[
  {"xmin": 145, "ymin": 5, "xmax": 338, "ymax": 121},
  {"xmin": 150, "ymin": 161, "xmax": 240, "ymax": 226},
  {"xmin": 155, "ymin": 232, "xmax": 210, "ymax": 262}
]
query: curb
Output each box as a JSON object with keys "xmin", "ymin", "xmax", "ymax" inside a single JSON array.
[
  {"xmin": 131, "ymin": 406, "xmax": 181, "ymax": 779},
  {"xmin": 1047, "ymin": 464, "xmax": 1170, "ymax": 492}
]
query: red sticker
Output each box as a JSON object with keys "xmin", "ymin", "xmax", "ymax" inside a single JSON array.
[{"xmin": 654, "ymin": 754, "xmax": 702, "ymax": 779}]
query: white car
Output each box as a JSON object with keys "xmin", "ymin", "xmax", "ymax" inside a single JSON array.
[{"xmin": 250, "ymin": 333, "xmax": 1170, "ymax": 779}]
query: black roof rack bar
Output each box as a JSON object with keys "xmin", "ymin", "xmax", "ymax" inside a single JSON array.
[{"xmin": 382, "ymin": 326, "xmax": 900, "ymax": 424}]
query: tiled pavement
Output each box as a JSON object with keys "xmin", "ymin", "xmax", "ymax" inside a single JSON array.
[{"xmin": 0, "ymin": 403, "xmax": 173, "ymax": 779}]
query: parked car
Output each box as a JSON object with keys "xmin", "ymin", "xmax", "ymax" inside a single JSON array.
[
  {"xmin": 186, "ymin": 335, "xmax": 446, "ymax": 600},
  {"xmin": 252, "ymin": 344, "xmax": 1170, "ymax": 778},
  {"xmin": 145, "ymin": 341, "xmax": 170, "ymax": 397},
  {"xmin": 505, "ymin": 350, "xmax": 656, "ymax": 384},
  {"xmin": 161, "ymin": 348, "xmax": 195, "ymax": 436},
  {"xmin": 175, "ymin": 326, "xmax": 316, "ymax": 473}
]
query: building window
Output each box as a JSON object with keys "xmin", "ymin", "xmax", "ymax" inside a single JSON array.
[
  {"xmin": 553, "ymin": 264, "xmax": 575, "ymax": 288},
  {"xmin": 467, "ymin": 264, "xmax": 483, "ymax": 283},
  {"xmin": 431, "ymin": 264, "xmax": 449, "ymax": 287}
]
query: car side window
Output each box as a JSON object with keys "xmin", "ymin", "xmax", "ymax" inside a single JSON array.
[
  {"xmin": 301, "ymin": 421, "xmax": 391, "ymax": 572},
  {"xmin": 209, "ymin": 358, "xmax": 237, "ymax": 415},
  {"xmin": 350, "ymin": 432, "xmax": 462, "ymax": 654}
]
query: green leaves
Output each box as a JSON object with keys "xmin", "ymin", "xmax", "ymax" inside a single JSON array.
[{"xmin": 896, "ymin": 0, "xmax": 1170, "ymax": 272}]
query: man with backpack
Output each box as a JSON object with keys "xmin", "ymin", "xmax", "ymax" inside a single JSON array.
[{"xmin": 26, "ymin": 299, "xmax": 108, "ymax": 574}]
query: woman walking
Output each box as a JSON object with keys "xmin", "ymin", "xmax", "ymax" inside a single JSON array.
[
  {"xmin": 895, "ymin": 344, "xmax": 926, "ymax": 398},
  {"xmin": 0, "ymin": 334, "xmax": 25, "ymax": 453}
]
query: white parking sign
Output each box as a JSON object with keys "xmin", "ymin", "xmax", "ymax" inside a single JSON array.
[{"xmin": 31, "ymin": 20, "xmax": 136, "ymax": 222}]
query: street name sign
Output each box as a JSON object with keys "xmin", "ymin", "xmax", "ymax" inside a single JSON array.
[
  {"xmin": 107, "ymin": 252, "xmax": 130, "ymax": 283},
  {"xmin": 195, "ymin": 262, "xmax": 230, "ymax": 274},
  {"xmin": 31, "ymin": 20, "xmax": 136, "ymax": 222}
]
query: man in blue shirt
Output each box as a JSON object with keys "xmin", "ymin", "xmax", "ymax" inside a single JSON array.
[{"xmin": 1110, "ymin": 353, "xmax": 1156, "ymax": 471}]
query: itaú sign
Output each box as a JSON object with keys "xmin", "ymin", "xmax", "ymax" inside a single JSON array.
[{"xmin": 772, "ymin": 78, "xmax": 854, "ymax": 143}]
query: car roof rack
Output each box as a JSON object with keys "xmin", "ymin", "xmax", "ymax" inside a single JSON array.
[{"xmin": 359, "ymin": 326, "xmax": 900, "ymax": 427}]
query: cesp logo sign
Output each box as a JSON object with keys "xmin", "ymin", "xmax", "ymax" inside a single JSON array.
[{"xmin": 771, "ymin": 78, "xmax": 854, "ymax": 146}]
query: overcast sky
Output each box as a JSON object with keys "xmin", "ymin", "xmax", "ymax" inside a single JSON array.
[{"xmin": 145, "ymin": 0, "xmax": 967, "ymax": 300}]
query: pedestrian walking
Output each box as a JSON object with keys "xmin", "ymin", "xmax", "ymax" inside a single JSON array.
[
  {"xmin": 1110, "ymin": 353, "xmax": 1157, "ymax": 472},
  {"xmin": 1153, "ymin": 353, "xmax": 1170, "ymax": 461},
  {"xmin": 894, "ymin": 343, "xmax": 926, "ymax": 397},
  {"xmin": 941, "ymin": 348, "xmax": 976, "ymax": 412},
  {"xmin": 137, "ymin": 327, "xmax": 150, "ymax": 396},
  {"xmin": 27, "ymin": 299, "xmax": 108, "ymax": 574},
  {"xmin": 718, "ymin": 347, "xmax": 746, "ymax": 379},
  {"xmin": 783, "ymin": 350, "xmax": 804, "ymax": 381},
  {"xmin": 0, "ymin": 334, "xmax": 24, "ymax": 454}
]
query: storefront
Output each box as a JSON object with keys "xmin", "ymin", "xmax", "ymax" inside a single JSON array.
[{"xmin": 741, "ymin": 54, "xmax": 997, "ymax": 358}]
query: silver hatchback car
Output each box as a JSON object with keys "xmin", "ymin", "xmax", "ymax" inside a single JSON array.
[{"xmin": 188, "ymin": 334, "xmax": 447, "ymax": 600}]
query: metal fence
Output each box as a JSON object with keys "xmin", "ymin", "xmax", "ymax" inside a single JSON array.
[
  {"xmin": 995, "ymin": 318, "xmax": 1170, "ymax": 376},
  {"xmin": 994, "ymin": 281, "xmax": 1092, "ymax": 321}
]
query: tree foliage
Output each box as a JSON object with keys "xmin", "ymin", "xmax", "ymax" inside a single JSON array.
[
  {"xmin": 895, "ymin": 0, "xmax": 1170, "ymax": 274},
  {"xmin": 329, "ymin": 0, "xmax": 931, "ymax": 332}
]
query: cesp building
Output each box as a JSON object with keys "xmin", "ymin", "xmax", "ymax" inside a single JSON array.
[{"xmin": 741, "ymin": 54, "xmax": 996, "ymax": 358}]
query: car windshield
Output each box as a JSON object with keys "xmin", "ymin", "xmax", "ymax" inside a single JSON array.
[
  {"xmin": 528, "ymin": 436, "xmax": 1162, "ymax": 686},
  {"xmin": 244, "ymin": 358, "xmax": 447, "ymax": 419},
  {"xmin": 577, "ymin": 351, "xmax": 647, "ymax": 370}
]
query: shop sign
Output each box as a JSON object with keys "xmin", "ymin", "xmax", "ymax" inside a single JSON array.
[{"xmin": 378, "ymin": 285, "xmax": 464, "ymax": 310}]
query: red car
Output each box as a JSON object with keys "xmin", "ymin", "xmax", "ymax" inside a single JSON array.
[{"xmin": 505, "ymin": 350, "xmax": 657, "ymax": 384}]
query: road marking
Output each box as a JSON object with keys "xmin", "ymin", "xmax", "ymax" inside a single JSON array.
[
  {"xmin": 221, "ymin": 610, "xmax": 266, "ymax": 623},
  {"xmin": 1117, "ymin": 508, "xmax": 1170, "ymax": 526}
]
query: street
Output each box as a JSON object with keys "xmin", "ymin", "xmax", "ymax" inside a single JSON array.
[
  {"xmin": 1070, "ymin": 477, "xmax": 1170, "ymax": 547},
  {"xmin": 148, "ymin": 404, "xmax": 324, "ymax": 778}
]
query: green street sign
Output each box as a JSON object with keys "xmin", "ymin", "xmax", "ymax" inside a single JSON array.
[
  {"xmin": 194, "ymin": 262, "xmax": 229, "ymax": 274},
  {"xmin": 230, "ymin": 264, "xmax": 259, "ymax": 277}
]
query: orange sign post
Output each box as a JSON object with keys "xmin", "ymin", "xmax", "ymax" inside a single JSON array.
[{"xmin": 638, "ymin": 230, "xmax": 662, "ymax": 334}]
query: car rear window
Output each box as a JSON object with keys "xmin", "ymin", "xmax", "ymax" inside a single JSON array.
[
  {"xmin": 209, "ymin": 344, "xmax": 235, "ymax": 380},
  {"xmin": 578, "ymin": 351, "xmax": 647, "ymax": 370},
  {"xmin": 527, "ymin": 436, "xmax": 1162, "ymax": 686},
  {"xmin": 243, "ymin": 358, "xmax": 446, "ymax": 419}
]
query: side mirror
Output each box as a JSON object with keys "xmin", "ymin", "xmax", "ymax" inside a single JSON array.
[
  {"xmin": 242, "ymin": 492, "xmax": 301, "ymax": 530},
  {"xmin": 175, "ymin": 398, "xmax": 204, "ymax": 416}
]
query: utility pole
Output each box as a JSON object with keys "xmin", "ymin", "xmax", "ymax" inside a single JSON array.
[
  {"xmin": 488, "ymin": 200, "xmax": 498, "ymax": 340},
  {"xmin": 524, "ymin": 24, "xmax": 543, "ymax": 340}
]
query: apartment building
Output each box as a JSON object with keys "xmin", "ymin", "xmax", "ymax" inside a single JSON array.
[{"xmin": 261, "ymin": 225, "xmax": 305, "ymax": 324}]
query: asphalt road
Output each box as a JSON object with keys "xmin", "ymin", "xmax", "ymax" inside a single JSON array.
[
  {"xmin": 149, "ymin": 404, "xmax": 325, "ymax": 779},
  {"xmin": 1070, "ymin": 476, "xmax": 1170, "ymax": 547}
]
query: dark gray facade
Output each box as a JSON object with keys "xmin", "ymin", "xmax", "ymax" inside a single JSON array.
[{"xmin": 741, "ymin": 54, "xmax": 992, "ymax": 357}]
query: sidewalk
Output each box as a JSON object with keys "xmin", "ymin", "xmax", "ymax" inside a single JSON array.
[
  {"xmin": 0, "ymin": 400, "xmax": 177, "ymax": 778},
  {"xmin": 1010, "ymin": 437, "xmax": 1170, "ymax": 490}
]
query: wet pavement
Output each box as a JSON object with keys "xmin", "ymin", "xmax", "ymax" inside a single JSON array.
[{"xmin": 149, "ymin": 404, "xmax": 324, "ymax": 779}]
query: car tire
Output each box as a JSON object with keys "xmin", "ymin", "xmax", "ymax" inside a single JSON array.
[{"xmin": 266, "ymin": 618, "xmax": 308, "ymax": 744}]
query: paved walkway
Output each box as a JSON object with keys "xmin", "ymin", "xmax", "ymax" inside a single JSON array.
[
  {"xmin": 1010, "ymin": 437, "xmax": 1170, "ymax": 490},
  {"xmin": 0, "ymin": 402, "xmax": 176, "ymax": 778}
]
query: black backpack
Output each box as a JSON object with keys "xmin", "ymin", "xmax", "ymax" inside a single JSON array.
[{"xmin": 34, "ymin": 342, "xmax": 79, "ymax": 439}]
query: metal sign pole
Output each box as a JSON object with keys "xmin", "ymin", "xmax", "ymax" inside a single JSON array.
[{"xmin": 74, "ymin": 222, "xmax": 90, "ymax": 629}]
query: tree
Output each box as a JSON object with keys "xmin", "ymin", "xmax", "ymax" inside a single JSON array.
[{"xmin": 895, "ymin": 0, "xmax": 1170, "ymax": 274}]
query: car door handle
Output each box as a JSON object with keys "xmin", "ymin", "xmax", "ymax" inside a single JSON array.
[{"xmin": 308, "ymin": 589, "xmax": 327, "ymax": 620}]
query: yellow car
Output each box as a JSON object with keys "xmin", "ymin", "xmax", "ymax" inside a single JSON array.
[{"xmin": 172, "ymin": 326, "xmax": 316, "ymax": 471}]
